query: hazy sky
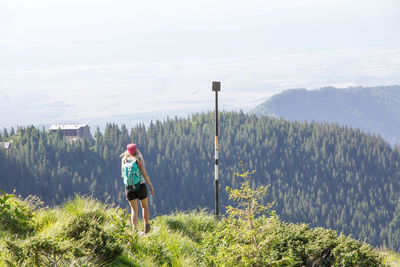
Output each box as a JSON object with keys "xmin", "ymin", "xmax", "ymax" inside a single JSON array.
[{"xmin": 1, "ymin": 0, "xmax": 399, "ymax": 128}]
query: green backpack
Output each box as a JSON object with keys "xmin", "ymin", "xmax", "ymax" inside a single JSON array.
[{"xmin": 122, "ymin": 160, "xmax": 142, "ymax": 191}]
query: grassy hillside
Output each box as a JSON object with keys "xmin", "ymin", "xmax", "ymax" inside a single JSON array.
[
  {"xmin": 0, "ymin": 190, "xmax": 397, "ymax": 266},
  {"xmin": 251, "ymin": 85, "xmax": 400, "ymax": 144}
]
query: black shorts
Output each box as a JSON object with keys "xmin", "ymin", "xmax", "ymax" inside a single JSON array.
[{"xmin": 125, "ymin": 183, "xmax": 148, "ymax": 201}]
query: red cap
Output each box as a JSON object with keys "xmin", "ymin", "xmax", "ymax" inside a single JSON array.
[{"xmin": 127, "ymin": 143, "xmax": 137, "ymax": 155}]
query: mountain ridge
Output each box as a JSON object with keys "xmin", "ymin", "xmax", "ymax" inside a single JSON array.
[{"xmin": 251, "ymin": 85, "xmax": 400, "ymax": 144}]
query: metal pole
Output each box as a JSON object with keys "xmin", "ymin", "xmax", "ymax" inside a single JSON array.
[{"xmin": 212, "ymin": 81, "xmax": 221, "ymax": 219}]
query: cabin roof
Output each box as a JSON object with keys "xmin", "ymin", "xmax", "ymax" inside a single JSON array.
[
  {"xmin": 0, "ymin": 142, "xmax": 11, "ymax": 149},
  {"xmin": 49, "ymin": 124, "xmax": 88, "ymax": 130}
]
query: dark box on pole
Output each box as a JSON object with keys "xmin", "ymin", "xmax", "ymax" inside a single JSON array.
[{"xmin": 212, "ymin": 81, "xmax": 221, "ymax": 91}]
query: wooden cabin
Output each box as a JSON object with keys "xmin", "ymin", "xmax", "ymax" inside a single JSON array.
[{"xmin": 49, "ymin": 124, "xmax": 93, "ymax": 140}]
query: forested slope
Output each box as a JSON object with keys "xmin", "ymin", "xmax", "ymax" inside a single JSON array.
[
  {"xmin": 251, "ymin": 85, "xmax": 400, "ymax": 144},
  {"xmin": 1, "ymin": 111, "xmax": 400, "ymax": 251}
]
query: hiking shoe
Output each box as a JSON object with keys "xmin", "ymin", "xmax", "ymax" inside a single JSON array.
[{"xmin": 145, "ymin": 223, "xmax": 151, "ymax": 234}]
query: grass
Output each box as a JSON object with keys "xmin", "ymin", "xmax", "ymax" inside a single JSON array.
[
  {"xmin": 381, "ymin": 249, "xmax": 400, "ymax": 267},
  {"xmin": 0, "ymin": 193, "xmax": 397, "ymax": 266}
]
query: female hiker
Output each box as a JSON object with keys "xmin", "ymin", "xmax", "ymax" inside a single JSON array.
[{"xmin": 121, "ymin": 143, "xmax": 155, "ymax": 234}]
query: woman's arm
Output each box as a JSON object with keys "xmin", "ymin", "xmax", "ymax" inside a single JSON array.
[{"xmin": 137, "ymin": 158, "xmax": 154, "ymax": 195}]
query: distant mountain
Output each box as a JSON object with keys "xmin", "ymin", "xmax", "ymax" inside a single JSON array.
[{"xmin": 251, "ymin": 85, "xmax": 400, "ymax": 144}]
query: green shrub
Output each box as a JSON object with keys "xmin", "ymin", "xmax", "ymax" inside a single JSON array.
[
  {"xmin": 0, "ymin": 191, "xmax": 34, "ymax": 236},
  {"xmin": 203, "ymin": 164, "xmax": 276, "ymax": 266},
  {"xmin": 64, "ymin": 210, "xmax": 123, "ymax": 264},
  {"xmin": 2, "ymin": 196, "xmax": 125, "ymax": 266},
  {"xmin": 263, "ymin": 223, "xmax": 387, "ymax": 267},
  {"xmin": 5, "ymin": 235, "xmax": 70, "ymax": 266}
]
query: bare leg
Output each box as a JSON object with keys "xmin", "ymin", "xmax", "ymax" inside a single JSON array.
[
  {"xmin": 128, "ymin": 199, "xmax": 139, "ymax": 230},
  {"xmin": 140, "ymin": 197, "xmax": 150, "ymax": 225}
]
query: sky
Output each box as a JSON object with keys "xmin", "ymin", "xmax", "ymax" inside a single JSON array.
[{"xmin": 1, "ymin": 0, "xmax": 399, "ymax": 129}]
